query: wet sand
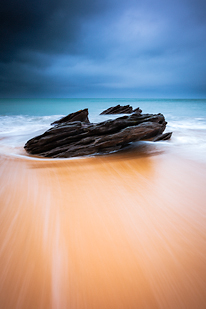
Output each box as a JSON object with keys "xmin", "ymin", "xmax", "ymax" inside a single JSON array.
[{"xmin": 0, "ymin": 146, "xmax": 206, "ymax": 308}]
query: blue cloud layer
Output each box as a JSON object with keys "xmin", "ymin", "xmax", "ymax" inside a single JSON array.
[{"xmin": 0, "ymin": 0, "xmax": 206, "ymax": 97}]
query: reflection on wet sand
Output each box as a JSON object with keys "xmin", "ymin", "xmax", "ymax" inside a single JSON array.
[{"xmin": 0, "ymin": 145, "xmax": 206, "ymax": 308}]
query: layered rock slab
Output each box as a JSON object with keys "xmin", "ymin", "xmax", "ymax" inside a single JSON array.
[
  {"xmin": 51, "ymin": 108, "xmax": 89, "ymax": 125},
  {"xmin": 24, "ymin": 109, "xmax": 172, "ymax": 158},
  {"xmin": 100, "ymin": 104, "xmax": 142, "ymax": 115}
]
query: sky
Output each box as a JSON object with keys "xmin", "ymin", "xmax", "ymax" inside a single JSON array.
[{"xmin": 0, "ymin": 0, "xmax": 206, "ymax": 98}]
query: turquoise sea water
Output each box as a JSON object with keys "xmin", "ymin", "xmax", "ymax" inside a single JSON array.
[
  {"xmin": 0, "ymin": 98, "xmax": 206, "ymax": 161},
  {"xmin": 0, "ymin": 98, "xmax": 206, "ymax": 118}
]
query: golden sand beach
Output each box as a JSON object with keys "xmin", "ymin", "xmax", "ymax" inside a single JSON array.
[{"xmin": 0, "ymin": 146, "xmax": 206, "ymax": 308}]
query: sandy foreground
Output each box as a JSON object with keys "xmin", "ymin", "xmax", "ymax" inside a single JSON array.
[{"xmin": 0, "ymin": 144, "xmax": 206, "ymax": 309}]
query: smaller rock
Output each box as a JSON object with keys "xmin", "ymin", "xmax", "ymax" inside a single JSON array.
[
  {"xmin": 133, "ymin": 107, "xmax": 142, "ymax": 115},
  {"xmin": 153, "ymin": 132, "xmax": 172, "ymax": 142},
  {"xmin": 100, "ymin": 105, "xmax": 134, "ymax": 114},
  {"xmin": 51, "ymin": 108, "xmax": 90, "ymax": 125}
]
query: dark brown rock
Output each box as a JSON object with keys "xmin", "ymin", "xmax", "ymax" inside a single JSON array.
[
  {"xmin": 51, "ymin": 108, "xmax": 89, "ymax": 125},
  {"xmin": 153, "ymin": 132, "xmax": 172, "ymax": 142},
  {"xmin": 100, "ymin": 105, "xmax": 142, "ymax": 115},
  {"xmin": 100, "ymin": 105, "xmax": 134, "ymax": 114},
  {"xmin": 24, "ymin": 108, "xmax": 171, "ymax": 158},
  {"xmin": 133, "ymin": 107, "xmax": 142, "ymax": 115}
]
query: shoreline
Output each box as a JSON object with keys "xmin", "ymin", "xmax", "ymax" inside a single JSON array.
[{"xmin": 0, "ymin": 149, "xmax": 206, "ymax": 308}]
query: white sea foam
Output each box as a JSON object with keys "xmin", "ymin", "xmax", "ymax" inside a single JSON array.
[
  {"xmin": 0, "ymin": 115, "xmax": 60, "ymax": 148},
  {"xmin": 0, "ymin": 115, "xmax": 59, "ymax": 135}
]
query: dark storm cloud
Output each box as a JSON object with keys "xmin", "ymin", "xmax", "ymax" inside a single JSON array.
[
  {"xmin": 0, "ymin": 0, "xmax": 206, "ymax": 97},
  {"xmin": 0, "ymin": 0, "xmax": 110, "ymax": 61}
]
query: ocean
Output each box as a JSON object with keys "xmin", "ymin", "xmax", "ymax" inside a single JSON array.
[{"xmin": 0, "ymin": 98, "xmax": 206, "ymax": 161}]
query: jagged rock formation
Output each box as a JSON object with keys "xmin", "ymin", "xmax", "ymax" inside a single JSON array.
[
  {"xmin": 24, "ymin": 107, "xmax": 172, "ymax": 158},
  {"xmin": 51, "ymin": 108, "xmax": 89, "ymax": 125},
  {"xmin": 100, "ymin": 105, "xmax": 142, "ymax": 115}
]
